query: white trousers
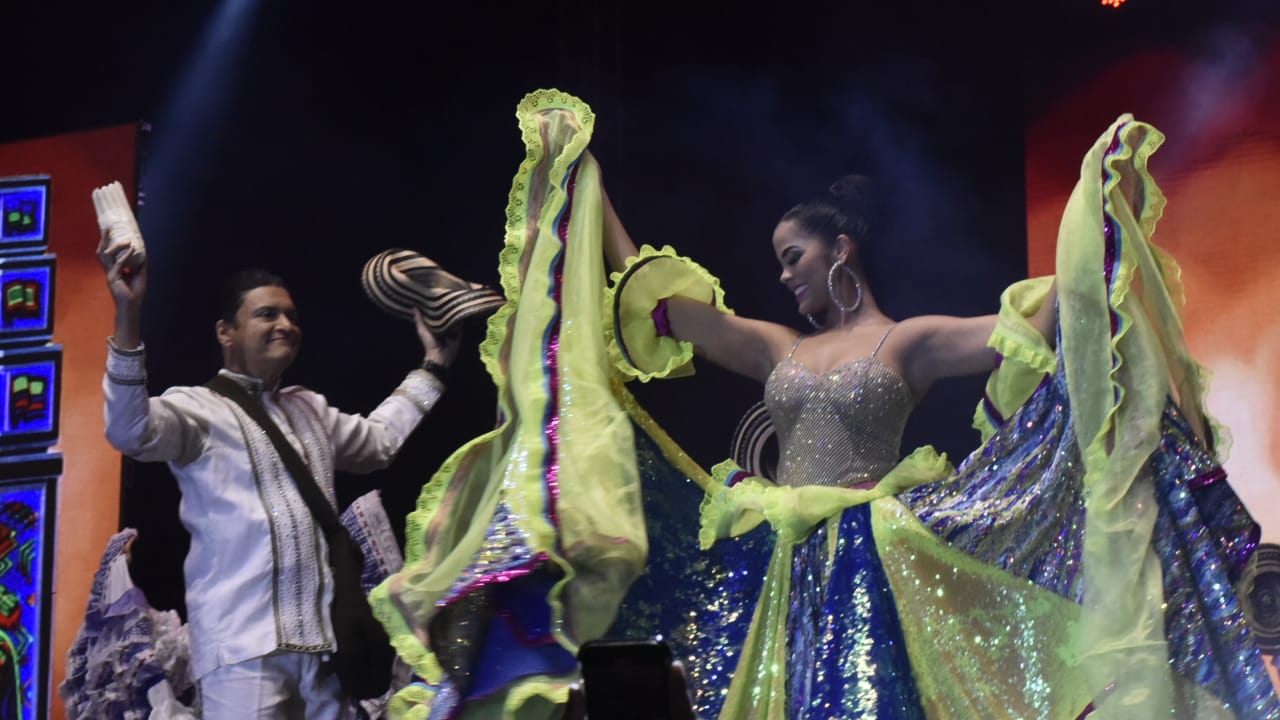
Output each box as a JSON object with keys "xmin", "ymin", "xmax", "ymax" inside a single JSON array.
[{"xmin": 199, "ymin": 652, "xmax": 355, "ymax": 720}]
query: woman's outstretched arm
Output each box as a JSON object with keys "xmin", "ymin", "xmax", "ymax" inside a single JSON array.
[
  {"xmin": 899, "ymin": 278, "xmax": 1059, "ymax": 398},
  {"xmin": 665, "ymin": 297, "xmax": 796, "ymax": 383},
  {"xmin": 898, "ymin": 314, "xmax": 1001, "ymax": 398},
  {"xmin": 1030, "ymin": 279, "xmax": 1059, "ymax": 345},
  {"xmin": 600, "ymin": 183, "xmax": 795, "ymax": 383}
]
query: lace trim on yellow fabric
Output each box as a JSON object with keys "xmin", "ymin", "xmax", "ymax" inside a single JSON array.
[
  {"xmin": 1143, "ymin": 242, "xmax": 1231, "ymax": 457},
  {"xmin": 972, "ymin": 276, "xmax": 1057, "ymax": 441},
  {"xmin": 370, "ymin": 422, "xmax": 510, "ymax": 682},
  {"xmin": 480, "ymin": 89, "xmax": 596, "ymax": 389},
  {"xmin": 989, "ymin": 277, "xmax": 1057, "ymax": 376},
  {"xmin": 603, "ymin": 244, "xmax": 733, "ymax": 382}
]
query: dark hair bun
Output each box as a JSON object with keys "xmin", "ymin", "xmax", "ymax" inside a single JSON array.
[
  {"xmin": 828, "ymin": 174, "xmax": 875, "ymax": 202},
  {"xmin": 779, "ymin": 174, "xmax": 880, "ymax": 249},
  {"xmin": 827, "ymin": 174, "xmax": 877, "ymax": 243}
]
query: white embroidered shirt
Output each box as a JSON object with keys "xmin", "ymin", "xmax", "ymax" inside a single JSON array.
[{"xmin": 103, "ymin": 341, "xmax": 442, "ymax": 679}]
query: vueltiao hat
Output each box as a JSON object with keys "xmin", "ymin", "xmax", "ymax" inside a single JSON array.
[
  {"xmin": 361, "ymin": 249, "xmax": 505, "ymax": 332},
  {"xmin": 729, "ymin": 400, "xmax": 777, "ymax": 482},
  {"xmin": 1242, "ymin": 543, "xmax": 1280, "ymax": 654}
]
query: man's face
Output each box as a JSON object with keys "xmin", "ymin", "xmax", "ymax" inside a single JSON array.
[{"xmin": 217, "ymin": 285, "xmax": 302, "ymax": 380}]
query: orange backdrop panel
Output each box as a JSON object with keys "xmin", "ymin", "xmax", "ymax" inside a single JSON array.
[
  {"xmin": 0, "ymin": 123, "xmax": 137, "ymax": 720},
  {"xmin": 1026, "ymin": 42, "xmax": 1280, "ymax": 539}
]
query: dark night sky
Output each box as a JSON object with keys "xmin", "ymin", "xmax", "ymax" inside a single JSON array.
[{"xmin": 7, "ymin": 0, "xmax": 1271, "ymax": 613}]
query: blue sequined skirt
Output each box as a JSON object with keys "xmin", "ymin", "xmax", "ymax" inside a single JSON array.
[
  {"xmin": 785, "ymin": 505, "xmax": 925, "ymax": 719},
  {"xmin": 616, "ymin": 433, "xmax": 925, "ymax": 719},
  {"xmin": 903, "ymin": 366, "xmax": 1278, "ymax": 719}
]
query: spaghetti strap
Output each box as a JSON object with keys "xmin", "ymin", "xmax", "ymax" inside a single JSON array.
[
  {"xmin": 871, "ymin": 323, "xmax": 898, "ymax": 357},
  {"xmin": 786, "ymin": 335, "xmax": 803, "ymax": 359}
]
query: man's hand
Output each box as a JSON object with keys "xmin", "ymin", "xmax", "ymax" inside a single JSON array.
[
  {"xmin": 97, "ymin": 226, "xmax": 146, "ymax": 349},
  {"xmin": 415, "ymin": 308, "xmax": 461, "ymax": 369},
  {"xmin": 98, "ymin": 227, "xmax": 147, "ymax": 306},
  {"xmin": 92, "ymin": 181, "xmax": 146, "ymax": 270}
]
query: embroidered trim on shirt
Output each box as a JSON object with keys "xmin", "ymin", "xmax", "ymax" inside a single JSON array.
[
  {"xmin": 107, "ymin": 338, "xmax": 144, "ymax": 356},
  {"xmin": 223, "ymin": 397, "xmax": 334, "ymax": 654},
  {"xmin": 277, "ymin": 393, "xmax": 339, "ymax": 642},
  {"xmin": 280, "ymin": 393, "xmax": 339, "ymax": 512},
  {"xmin": 394, "ymin": 369, "xmax": 444, "ymax": 412},
  {"xmin": 340, "ymin": 492, "xmax": 405, "ymax": 592},
  {"xmin": 106, "ymin": 340, "xmax": 147, "ymax": 385}
]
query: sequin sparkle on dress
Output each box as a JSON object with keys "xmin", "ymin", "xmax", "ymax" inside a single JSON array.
[{"xmin": 764, "ymin": 324, "xmax": 913, "ymax": 488}]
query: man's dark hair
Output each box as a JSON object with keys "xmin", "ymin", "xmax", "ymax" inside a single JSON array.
[{"xmin": 219, "ymin": 269, "xmax": 288, "ymax": 324}]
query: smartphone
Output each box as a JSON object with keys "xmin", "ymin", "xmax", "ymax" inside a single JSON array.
[{"xmin": 578, "ymin": 638, "xmax": 677, "ymax": 720}]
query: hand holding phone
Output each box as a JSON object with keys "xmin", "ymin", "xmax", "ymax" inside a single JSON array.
[{"xmin": 576, "ymin": 639, "xmax": 697, "ymax": 720}]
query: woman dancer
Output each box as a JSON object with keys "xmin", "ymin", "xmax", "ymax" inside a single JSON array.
[{"xmin": 601, "ymin": 115, "xmax": 1279, "ymax": 719}]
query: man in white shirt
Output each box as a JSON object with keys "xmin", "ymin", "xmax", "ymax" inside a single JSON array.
[{"xmin": 98, "ymin": 231, "xmax": 457, "ymax": 719}]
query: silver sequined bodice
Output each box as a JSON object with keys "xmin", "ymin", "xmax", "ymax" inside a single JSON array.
[{"xmin": 764, "ymin": 356, "xmax": 914, "ymax": 488}]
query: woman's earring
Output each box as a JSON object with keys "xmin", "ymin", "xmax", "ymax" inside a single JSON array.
[
  {"xmin": 807, "ymin": 314, "xmax": 823, "ymax": 330},
  {"xmin": 827, "ymin": 262, "xmax": 863, "ymax": 315}
]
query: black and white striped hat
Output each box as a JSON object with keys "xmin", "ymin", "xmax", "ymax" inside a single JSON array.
[
  {"xmin": 361, "ymin": 249, "xmax": 505, "ymax": 333},
  {"xmin": 1243, "ymin": 543, "xmax": 1280, "ymax": 654},
  {"xmin": 730, "ymin": 400, "xmax": 778, "ymax": 482}
]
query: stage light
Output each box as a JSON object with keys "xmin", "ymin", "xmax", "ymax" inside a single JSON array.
[
  {"xmin": 139, "ymin": 0, "xmax": 263, "ymax": 253},
  {"xmin": 1101, "ymin": 0, "xmax": 1127, "ymax": 7}
]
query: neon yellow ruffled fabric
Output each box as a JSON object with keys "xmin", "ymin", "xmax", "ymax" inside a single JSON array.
[
  {"xmin": 972, "ymin": 276, "xmax": 1057, "ymax": 442},
  {"xmin": 959, "ymin": 114, "xmax": 1236, "ymax": 719},
  {"xmin": 894, "ymin": 115, "xmax": 1240, "ymax": 719},
  {"xmin": 370, "ymin": 90, "xmax": 647, "ymax": 720},
  {"xmin": 1059, "ymin": 116, "xmax": 1229, "ymax": 719},
  {"xmin": 604, "ymin": 244, "xmax": 733, "ymax": 382},
  {"xmin": 697, "ymin": 447, "xmax": 952, "ymax": 550}
]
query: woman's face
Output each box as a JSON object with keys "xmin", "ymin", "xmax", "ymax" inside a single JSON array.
[{"xmin": 773, "ymin": 219, "xmax": 836, "ymax": 316}]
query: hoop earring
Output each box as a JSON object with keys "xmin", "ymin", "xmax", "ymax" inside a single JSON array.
[
  {"xmin": 806, "ymin": 314, "xmax": 823, "ymax": 330},
  {"xmin": 827, "ymin": 262, "xmax": 863, "ymax": 315}
]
